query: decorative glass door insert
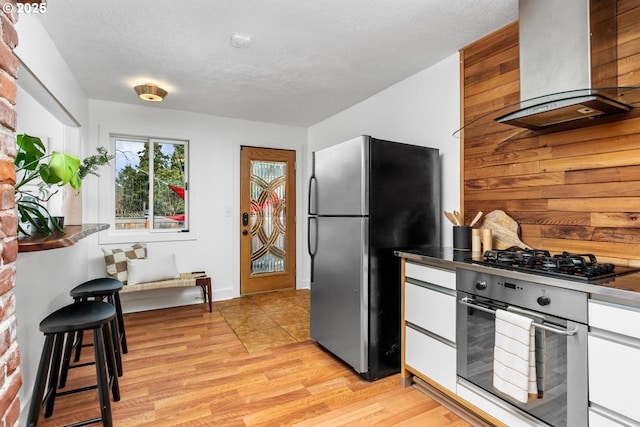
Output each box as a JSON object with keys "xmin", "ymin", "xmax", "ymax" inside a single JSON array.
[
  {"xmin": 240, "ymin": 146, "xmax": 295, "ymax": 294},
  {"xmin": 250, "ymin": 161, "xmax": 286, "ymax": 275}
]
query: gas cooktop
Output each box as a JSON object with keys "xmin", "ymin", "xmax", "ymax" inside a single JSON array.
[{"xmin": 468, "ymin": 247, "xmax": 640, "ymax": 282}]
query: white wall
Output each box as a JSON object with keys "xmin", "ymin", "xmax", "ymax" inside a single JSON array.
[
  {"xmin": 306, "ymin": 53, "xmax": 461, "ymax": 286},
  {"xmin": 87, "ymin": 100, "xmax": 307, "ymax": 309},
  {"xmin": 14, "ymin": 239, "xmax": 93, "ymax": 425}
]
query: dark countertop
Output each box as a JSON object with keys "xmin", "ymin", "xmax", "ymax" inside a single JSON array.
[
  {"xmin": 396, "ymin": 247, "xmax": 640, "ymax": 305},
  {"xmin": 18, "ymin": 224, "xmax": 109, "ymax": 252}
]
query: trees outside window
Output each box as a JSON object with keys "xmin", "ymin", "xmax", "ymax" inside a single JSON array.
[{"xmin": 113, "ymin": 136, "xmax": 188, "ymax": 231}]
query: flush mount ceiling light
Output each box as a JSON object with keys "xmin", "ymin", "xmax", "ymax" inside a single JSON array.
[{"xmin": 134, "ymin": 83, "xmax": 168, "ymax": 102}]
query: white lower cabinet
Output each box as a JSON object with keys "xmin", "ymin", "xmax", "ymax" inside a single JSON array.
[
  {"xmin": 405, "ymin": 282, "xmax": 456, "ymax": 342},
  {"xmin": 402, "ymin": 261, "xmax": 457, "ymax": 394},
  {"xmin": 588, "ymin": 299, "xmax": 640, "ymax": 425},
  {"xmin": 405, "ymin": 325, "xmax": 456, "ymax": 392}
]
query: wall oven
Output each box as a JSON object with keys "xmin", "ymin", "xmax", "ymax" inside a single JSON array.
[{"xmin": 456, "ymin": 267, "xmax": 588, "ymax": 427}]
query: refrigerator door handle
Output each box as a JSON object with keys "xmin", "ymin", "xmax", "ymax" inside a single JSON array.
[
  {"xmin": 308, "ymin": 174, "xmax": 318, "ymax": 216},
  {"xmin": 307, "ymin": 216, "xmax": 318, "ymax": 282}
]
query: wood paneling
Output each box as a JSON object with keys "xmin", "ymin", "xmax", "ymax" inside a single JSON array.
[{"xmin": 461, "ymin": 1, "xmax": 640, "ymax": 263}]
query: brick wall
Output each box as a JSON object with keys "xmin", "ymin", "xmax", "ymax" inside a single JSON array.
[{"xmin": 0, "ymin": 2, "xmax": 20, "ymax": 427}]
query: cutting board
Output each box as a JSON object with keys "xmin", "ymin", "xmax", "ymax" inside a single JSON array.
[{"xmin": 479, "ymin": 210, "xmax": 530, "ymax": 250}]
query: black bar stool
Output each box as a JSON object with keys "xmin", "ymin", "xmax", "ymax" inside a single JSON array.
[
  {"xmin": 27, "ymin": 301, "xmax": 120, "ymax": 427},
  {"xmin": 61, "ymin": 278, "xmax": 127, "ymax": 383}
]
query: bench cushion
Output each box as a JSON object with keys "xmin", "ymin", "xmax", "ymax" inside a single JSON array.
[
  {"xmin": 127, "ymin": 253, "xmax": 179, "ymax": 285},
  {"xmin": 102, "ymin": 243, "xmax": 147, "ymax": 284}
]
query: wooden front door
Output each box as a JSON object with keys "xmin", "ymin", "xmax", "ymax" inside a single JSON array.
[{"xmin": 240, "ymin": 146, "xmax": 296, "ymax": 294}]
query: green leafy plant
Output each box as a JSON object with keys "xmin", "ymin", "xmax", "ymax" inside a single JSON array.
[
  {"xmin": 14, "ymin": 134, "xmax": 114, "ymax": 236},
  {"xmin": 78, "ymin": 146, "xmax": 115, "ymax": 181}
]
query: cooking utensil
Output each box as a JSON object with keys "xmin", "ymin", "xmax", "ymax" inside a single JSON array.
[
  {"xmin": 454, "ymin": 210, "xmax": 462, "ymax": 226},
  {"xmin": 469, "ymin": 211, "xmax": 483, "ymax": 227},
  {"xmin": 444, "ymin": 211, "xmax": 459, "ymax": 226}
]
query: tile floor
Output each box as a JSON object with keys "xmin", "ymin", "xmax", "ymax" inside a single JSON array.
[{"xmin": 215, "ymin": 289, "xmax": 310, "ymax": 352}]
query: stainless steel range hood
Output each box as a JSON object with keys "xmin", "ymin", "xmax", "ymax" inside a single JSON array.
[{"xmin": 495, "ymin": 0, "xmax": 633, "ymax": 130}]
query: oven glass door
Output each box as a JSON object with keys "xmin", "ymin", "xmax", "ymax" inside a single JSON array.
[{"xmin": 456, "ymin": 292, "xmax": 574, "ymax": 427}]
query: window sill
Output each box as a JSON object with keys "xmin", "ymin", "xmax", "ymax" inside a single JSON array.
[
  {"xmin": 98, "ymin": 228, "xmax": 195, "ymax": 245},
  {"xmin": 18, "ymin": 223, "xmax": 110, "ymax": 253}
]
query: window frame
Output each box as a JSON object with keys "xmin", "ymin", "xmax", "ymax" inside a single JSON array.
[{"xmin": 105, "ymin": 133, "xmax": 190, "ymax": 240}]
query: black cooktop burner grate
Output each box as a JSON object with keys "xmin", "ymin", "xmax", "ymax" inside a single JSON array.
[{"xmin": 477, "ymin": 247, "xmax": 622, "ymax": 281}]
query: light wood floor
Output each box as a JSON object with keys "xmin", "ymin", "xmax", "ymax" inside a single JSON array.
[{"xmin": 31, "ymin": 290, "xmax": 472, "ymax": 426}]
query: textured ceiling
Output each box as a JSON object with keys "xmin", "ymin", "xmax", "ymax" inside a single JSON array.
[{"xmin": 36, "ymin": 0, "xmax": 517, "ymax": 127}]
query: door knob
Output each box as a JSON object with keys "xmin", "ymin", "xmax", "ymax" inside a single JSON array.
[{"xmin": 242, "ymin": 230, "xmax": 248, "ymax": 235}]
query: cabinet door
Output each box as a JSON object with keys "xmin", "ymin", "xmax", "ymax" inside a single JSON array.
[
  {"xmin": 405, "ymin": 326, "xmax": 456, "ymax": 393},
  {"xmin": 405, "ymin": 262, "xmax": 456, "ymax": 290},
  {"xmin": 589, "ymin": 299, "xmax": 640, "ymax": 340},
  {"xmin": 405, "ymin": 282, "xmax": 456, "ymax": 343},
  {"xmin": 588, "ymin": 334, "xmax": 640, "ymax": 423}
]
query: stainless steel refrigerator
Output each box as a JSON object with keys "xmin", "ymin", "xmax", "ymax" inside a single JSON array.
[{"xmin": 307, "ymin": 135, "xmax": 440, "ymax": 381}]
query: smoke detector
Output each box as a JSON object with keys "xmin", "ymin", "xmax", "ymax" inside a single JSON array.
[{"xmin": 230, "ymin": 33, "xmax": 252, "ymax": 48}]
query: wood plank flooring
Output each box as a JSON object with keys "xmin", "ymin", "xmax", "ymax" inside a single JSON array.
[{"xmin": 32, "ymin": 290, "xmax": 471, "ymax": 426}]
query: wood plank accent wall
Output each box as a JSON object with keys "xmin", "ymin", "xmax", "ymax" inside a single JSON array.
[{"xmin": 461, "ymin": 1, "xmax": 640, "ymax": 266}]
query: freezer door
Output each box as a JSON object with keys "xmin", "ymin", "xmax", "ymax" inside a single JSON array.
[
  {"xmin": 313, "ymin": 135, "xmax": 369, "ymax": 216},
  {"xmin": 310, "ymin": 216, "xmax": 368, "ymax": 373}
]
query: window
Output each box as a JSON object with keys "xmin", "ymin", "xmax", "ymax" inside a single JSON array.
[{"xmin": 113, "ymin": 135, "xmax": 188, "ymax": 231}]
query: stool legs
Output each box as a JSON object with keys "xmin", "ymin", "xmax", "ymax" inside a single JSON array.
[
  {"xmin": 94, "ymin": 326, "xmax": 113, "ymax": 426},
  {"xmin": 27, "ymin": 335, "xmax": 55, "ymax": 426},
  {"xmin": 44, "ymin": 334, "xmax": 64, "ymax": 417},
  {"xmin": 28, "ymin": 323, "xmax": 119, "ymax": 426},
  {"xmin": 106, "ymin": 294, "xmax": 123, "ymax": 375},
  {"xmin": 69, "ymin": 293, "xmax": 126, "ymax": 374},
  {"xmin": 73, "ymin": 329, "xmax": 85, "ymax": 362},
  {"xmin": 59, "ymin": 326, "xmax": 121, "ymax": 393},
  {"xmin": 58, "ymin": 331, "xmax": 76, "ymax": 388},
  {"xmin": 113, "ymin": 292, "xmax": 127, "ymax": 353},
  {"xmin": 102, "ymin": 321, "xmax": 120, "ymax": 402}
]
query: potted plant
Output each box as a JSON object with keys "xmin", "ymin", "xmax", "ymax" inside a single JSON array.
[{"xmin": 14, "ymin": 133, "xmax": 114, "ymax": 236}]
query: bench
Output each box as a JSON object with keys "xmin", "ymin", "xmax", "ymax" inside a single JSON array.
[{"xmin": 119, "ymin": 272, "xmax": 212, "ymax": 312}]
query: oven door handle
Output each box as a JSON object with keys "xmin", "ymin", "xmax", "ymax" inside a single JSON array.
[
  {"xmin": 458, "ymin": 297, "xmax": 579, "ymax": 336},
  {"xmin": 458, "ymin": 297, "xmax": 497, "ymax": 315}
]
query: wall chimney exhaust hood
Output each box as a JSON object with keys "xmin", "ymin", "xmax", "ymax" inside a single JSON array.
[
  {"xmin": 454, "ymin": 0, "xmax": 640, "ymax": 140},
  {"xmin": 496, "ymin": 0, "xmax": 632, "ymax": 130}
]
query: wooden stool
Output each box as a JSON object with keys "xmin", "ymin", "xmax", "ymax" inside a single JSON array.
[
  {"xmin": 27, "ymin": 301, "xmax": 120, "ymax": 427},
  {"xmin": 61, "ymin": 278, "xmax": 127, "ymax": 383}
]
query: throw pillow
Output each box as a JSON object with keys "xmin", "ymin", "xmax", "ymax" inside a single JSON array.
[
  {"xmin": 126, "ymin": 253, "xmax": 180, "ymax": 285},
  {"xmin": 102, "ymin": 243, "xmax": 147, "ymax": 284}
]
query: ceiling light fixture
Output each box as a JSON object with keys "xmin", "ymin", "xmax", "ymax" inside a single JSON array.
[{"xmin": 134, "ymin": 83, "xmax": 168, "ymax": 102}]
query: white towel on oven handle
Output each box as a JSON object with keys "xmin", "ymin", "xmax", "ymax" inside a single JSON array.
[{"xmin": 493, "ymin": 309, "xmax": 537, "ymax": 404}]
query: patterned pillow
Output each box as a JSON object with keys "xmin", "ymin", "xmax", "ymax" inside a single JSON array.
[{"xmin": 102, "ymin": 243, "xmax": 147, "ymax": 284}]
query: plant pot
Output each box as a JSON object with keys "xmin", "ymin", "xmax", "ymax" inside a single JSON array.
[{"xmin": 62, "ymin": 184, "xmax": 82, "ymax": 225}]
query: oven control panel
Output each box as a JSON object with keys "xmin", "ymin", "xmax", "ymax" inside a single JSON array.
[
  {"xmin": 501, "ymin": 281, "xmax": 522, "ymax": 290},
  {"xmin": 457, "ymin": 268, "xmax": 588, "ymax": 324}
]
